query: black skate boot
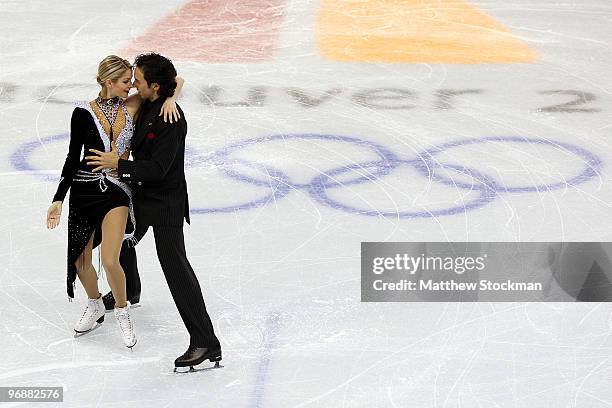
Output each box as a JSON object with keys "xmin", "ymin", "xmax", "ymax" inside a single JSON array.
[
  {"xmin": 174, "ymin": 345, "xmax": 222, "ymax": 373},
  {"xmin": 103, "ymin": 291, "xmax": 140, "ymax": 311}
]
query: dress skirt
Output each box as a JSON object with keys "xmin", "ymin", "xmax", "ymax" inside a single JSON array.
[{"xmin": 66, "ymin": 171, "xmax": 135, "ymax": 298}]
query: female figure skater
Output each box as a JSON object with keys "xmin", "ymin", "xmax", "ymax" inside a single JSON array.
[{"xmin": 45, "ymin": 55, "xmax": 183, "ymax": 348}]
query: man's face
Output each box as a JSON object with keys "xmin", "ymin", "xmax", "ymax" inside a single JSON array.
[{"xmin": 133, "ymin": 67, "xmax": 155, "ymax": 100}]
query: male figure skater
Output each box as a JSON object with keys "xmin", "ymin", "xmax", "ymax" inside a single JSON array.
[{"xmin": 87, "ymin": 53, "xmax": 221, "ymax": 370}]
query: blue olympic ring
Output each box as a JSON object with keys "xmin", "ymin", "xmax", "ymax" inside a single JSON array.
[
  {"xmin": 10, "ymin": 133, "xmax": 68, "ymax": 182},
  {"xmin": 189, "ymin": 133, "xmax": 404, "ymax": 214},
  {"xmin": 11, "ymin": 132, "xmax": 603, "ymax": 219},
  {"xmin": 204, "ymin": 133, "xmax": 399, "ymax": 189},
  {"xmin": 418, "ymin": 136, "xmax": 603, "ymax": 193},
  {"xmin": 188, "ymin": 133, "xmax": 602, "ymax": 216},
  {"xmin": 191, "ymin": 158, "xmax": 294, "ymax": 213},
  {"xmin": 309, "ymin": 158, "xmax": 498, "ymax": 218}
]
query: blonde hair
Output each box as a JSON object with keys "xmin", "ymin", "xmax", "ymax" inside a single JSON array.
[{"xmin": 97, "ymin": 55, "xmax": 132, "ymax": 97}]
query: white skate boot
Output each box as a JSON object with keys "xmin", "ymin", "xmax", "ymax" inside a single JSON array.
[
  {"xmin": 114, "ymin": 304, "xmax": 137, "ymax": 348},
  {"xmin": 74, "ymin": 295, "xmax": 105, "ymax": 333}
]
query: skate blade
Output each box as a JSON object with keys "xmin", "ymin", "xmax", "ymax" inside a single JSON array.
[
  {"xmin": 73, "ymin": 322, "xmax": 102, "ymax": 338},
  {"xmin": 173, "ymin": 361, "xmax": 223, "ymax": 374}
]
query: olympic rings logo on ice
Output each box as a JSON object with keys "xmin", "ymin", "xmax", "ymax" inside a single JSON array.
[
  {"xmin": 188, "ymin": 133, "xmax": 602, "ymax": 217},
  {"xmin": 12, "ymin": 133, "xmax": 603, "ymax": 219}
]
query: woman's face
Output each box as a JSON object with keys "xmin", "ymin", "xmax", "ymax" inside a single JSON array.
[{"xmin": 108, "ymin": 69, "xmax": 133, "ymax": 99}]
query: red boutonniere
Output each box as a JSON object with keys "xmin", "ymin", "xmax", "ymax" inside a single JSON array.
[{"xmin": 146, "ymin": 132, "xmax": 156, "ymax": 140}]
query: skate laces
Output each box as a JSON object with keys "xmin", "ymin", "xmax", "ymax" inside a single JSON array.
[
  {"xmin": 115, "ymin": 307, "xmax": 133, "ymax": 334},
  {"xmin": 79, "ymin": 298, "xmax": 99, "ymax": 322},
  {"xmin": 181, "ymin": 345, "xmax": 199, "ymax": 359}
]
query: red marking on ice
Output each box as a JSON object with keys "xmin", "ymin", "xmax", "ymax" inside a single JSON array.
[{"xmin": 121, "ymin": 0, "xmax": 285, "ymax": 63}]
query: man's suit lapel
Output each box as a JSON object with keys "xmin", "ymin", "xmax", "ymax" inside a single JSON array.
[{"xmin": 131, "ymin": 101, "xmax": 156, "ymax": 151}]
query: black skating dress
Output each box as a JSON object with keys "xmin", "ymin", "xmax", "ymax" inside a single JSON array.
[{"xmin": 53, "ymin": 99, "xmax": 137, "ymax": 299}]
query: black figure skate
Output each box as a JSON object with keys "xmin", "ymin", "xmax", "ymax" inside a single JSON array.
[
  {"xmin": 103, "ymin": 291, "xmax": 140, "ymax": 311},
  {"xmin": 173, "ymin": 346, "xmax": 223, "ymax": 373}
]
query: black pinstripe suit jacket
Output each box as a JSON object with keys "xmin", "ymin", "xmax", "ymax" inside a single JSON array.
[{"xmin": 117, "ymin": 97, "xmax": 190, "ymax": 226}]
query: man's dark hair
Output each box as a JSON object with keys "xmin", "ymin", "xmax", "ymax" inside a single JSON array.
[{"xmin": 134, "ymin": 53, "xmax": 177, "ymax": 99}]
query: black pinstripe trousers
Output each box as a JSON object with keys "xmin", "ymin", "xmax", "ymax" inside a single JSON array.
[{"xmin": 120, "ymin": 224, "xmax": 220, "ymax": 348}]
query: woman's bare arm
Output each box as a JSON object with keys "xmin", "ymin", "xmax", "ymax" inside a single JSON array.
[{"xmin": 160, "ymin": 76, "xmax": 184, "ymax": 123}]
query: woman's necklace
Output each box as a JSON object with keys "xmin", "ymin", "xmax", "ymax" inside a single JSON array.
[{"xmin": 95, "ymin": 96, "xmax": 120, "ymax": 139}]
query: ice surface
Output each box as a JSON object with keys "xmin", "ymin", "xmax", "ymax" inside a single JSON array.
[{"xmin": 1, "ymin": 0, "xmax": 612, "ymax": 406}]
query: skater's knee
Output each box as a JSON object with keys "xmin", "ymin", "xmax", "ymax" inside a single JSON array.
[
  {"xmin": 74, "ymin": 255, "xmax": 92, "ymax": 274},
  {"xmin": 74, "ymin": 260, "xmax": 85, "ymax": 273},
  {"xmin": 101, "ymin": 254, "xmax": 121, "ymax": 272}
]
